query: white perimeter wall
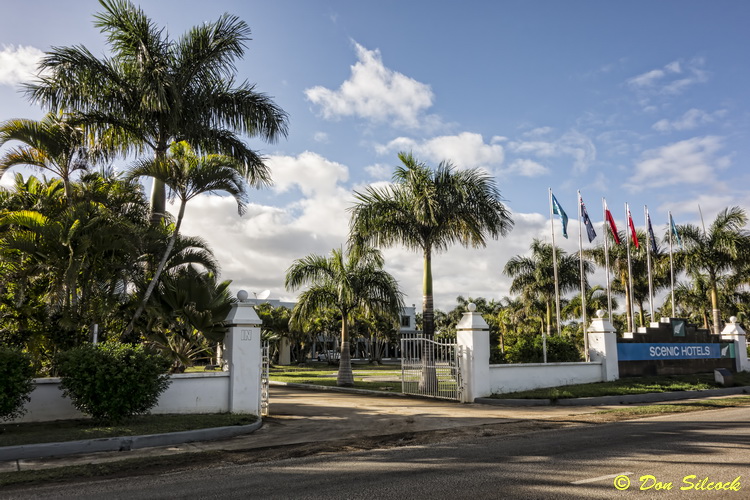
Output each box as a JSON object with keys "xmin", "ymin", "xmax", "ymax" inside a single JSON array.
[
  {"xmin": 12, "ymin": 372, "xmax": 230, "ymax": 423},
  {"xmin": 489, "ymin": 362, "xmax": 603, "ymax": 394}
]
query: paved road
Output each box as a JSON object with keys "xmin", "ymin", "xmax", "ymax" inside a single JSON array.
[{"xmin": 5, "ymin": 406, "xmax": 749, "ymax": 499}]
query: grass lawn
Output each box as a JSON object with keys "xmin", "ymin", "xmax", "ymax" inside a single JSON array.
[
  {"xmin": 0, "ymin": 413, "xmax": 257, "ymax": 448},
  {"xmin": 491, "ymin": 371, "xmax": 750, "ymax": 400},
  {"xmin": 270, "ymin": 362, "xmax": 402, "ymax": 392},
  {"xmin": 596, "ymin": 396, "xmax": 750, "ymax": 417}
]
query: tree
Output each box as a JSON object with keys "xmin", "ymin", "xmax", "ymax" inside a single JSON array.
[
  {"xmin": 504, "ymin": 239, "xmax": 585, "ymax": 338},
  {"xmin": 285, "ymin": 246, "xmax": 403, "ymax": 387},
  {"xmin": 349, "ymin": 152, "xmax": 513, "ymax": 389},
  {"xmin": 675, "ymin": 207, "xmax": 750, "ymax": 334},
  {"xmin": 0, "ymin": 113, "xmax": 97, "ymax": 204},
  {"xmin": 125, "ymin": 141, "xmax": 249, "ymax": 334},
  {"xmin": 26, "ymin": 0, "xmax": 287, "ymax": 222}
]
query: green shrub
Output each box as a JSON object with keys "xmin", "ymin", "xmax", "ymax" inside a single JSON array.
[
  {"xmin": 56, "ymin": 343, "xmax": 171, "ymax": 422},
  {"xmin": 502, "ymin": 334, "xmax": 582, "ymax": 364},
  {"xmin": 0, "ymin": 347, "xmax": 35, "ymax": 421}
]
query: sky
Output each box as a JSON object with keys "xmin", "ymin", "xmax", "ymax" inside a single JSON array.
[{"xmin": 1, "ymin": 0, "xmax": 749, "ymax": 311}]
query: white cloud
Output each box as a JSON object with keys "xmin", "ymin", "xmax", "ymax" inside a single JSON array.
[
  {"xmin": 627, "ymin": 58, "xmax": 708, "ymax": 95},
  {"xmin": 312, "ymin": 132, "xmax": 329, "ymax": 143},
  {"xmin": 652, "ymin": 108, "xmax": 724, "ymax": 132},
  {"xmin": 625, "ymin": 136, "xmax": 731, "ymax": 191},
  {"xmin": 266, "ymin": 151, "xmax": 348, "ymax": 197},
  {"xmin": 376, "ymin": 132, "xmax": 504, "ymax": 170},
  {"xmin": 0, "ymin": 45, "xmax": 44, "ymax": 86},
  {"xmin": 364, "ymin": 162, "xmax": 392, "ymax": 180},
  {"xmin": 508, "ymin": 130, "xmax": 596, "ymax": 174},
  {"xmin": 505, "ymin": 159, "xmax": 549, "ymax": 178},
  {"xmin": 304, "ymin": 41, "xmax": 434, "ymax": 129}
]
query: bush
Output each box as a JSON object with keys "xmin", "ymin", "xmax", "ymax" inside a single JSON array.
[
  {"xmin": 0, "ymin": 347, "xmax": 35, "ymax": 421},
  {"xmin": 502, "ymin": 334, "xmax": 582, "ymax": 364},
  {"xmin": 56, "ymin": 343, "xmax": 171, "ymax": 422}
]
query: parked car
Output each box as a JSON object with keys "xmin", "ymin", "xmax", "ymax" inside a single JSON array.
[{"xmin": 317, "ymin": 350, "xmax": 340, "ymax": 361}]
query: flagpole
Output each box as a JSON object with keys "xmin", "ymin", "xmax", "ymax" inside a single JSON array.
[
  {"xmin": 669, "ymin": 210, "xmax": 675, "ymax": 317},
  {"xmin": 645, "ymin": 206, "xmax": 654, "ymax": 322},
  {"xmin": 626, "ymin": 202, "xmax": 635, "ymax": 335},
  {"xmin": 603, "ymin": 198, "xmax": 613, "ymax": 322},
  {"xmin": 578, "ymin": 191, "xmax": 589, "ymax": 361}
]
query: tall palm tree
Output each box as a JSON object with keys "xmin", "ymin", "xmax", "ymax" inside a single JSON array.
[
  {"xmin": 349, "ymin": 151, "xmax": 513, "ymax": 342},
  {"xmin": 125, "ymin": 141, "xmax": 249, "ymax": 334},
  {"xmin": 675, "ymin": 206, "xmax": 750, "ymax": 334},
  {"xmin": 285, "ymin": 246, "xmax": 403, "ymax": 387},
  {"xmin": 0, "ymin": 113, "xmax": 96, "ymax": 204},
  {"xmin": 26, "ymin": 0, "xmax": 287, "ymax": 222},
  {"xmin": 504, "ymin": 239, "xmax": 585, "ymax": 339}
]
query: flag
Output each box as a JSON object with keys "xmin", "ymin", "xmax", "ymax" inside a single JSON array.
[
  {"xmin": 604, "ymin": 202, "xmax": 621, "ymax": 245},
  {"xmin": 647, "ymin": 212, "xmax": 657, "ymax": 253},
  {"xmin": 670, "ymin": 213, "xmax": 682, "ymax": 249},
  {"xmin": 628, "ymin": 208, "xmax": 639, "ymax": 249},
  {"xmin": 551, "ymin": 193, "xmax": 568, "ymax": 238},
  {"xmin": 580, "ymin": 197, "xmax": 597, "ymax": 243}
]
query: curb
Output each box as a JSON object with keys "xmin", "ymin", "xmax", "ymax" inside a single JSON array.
[
  {"xmin": 475, "ymin": 386, "xmax": 750, "ymax": 407},
  {"xmin": 0, "ymin": 420, "xmax": 263, "ymax": 462}
]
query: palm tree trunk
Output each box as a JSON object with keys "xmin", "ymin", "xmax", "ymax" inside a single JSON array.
[
  {"xmin": 150, "ymin": 146, "xmax": 168, "ymax": 224},
  {"xmin": 419, "ymin": 247, "xmax": 438, "ymax": 393},
  {"xmin": 337, "ymin": 315, "xmax": 354, "ymax": 386},
  {"xmin": 124, "ymin": 198, "xmax": 186, "ymax": 338},
  {"xmin": 710, "ymin": 285, "xmax": 721, "ymax": 335}
]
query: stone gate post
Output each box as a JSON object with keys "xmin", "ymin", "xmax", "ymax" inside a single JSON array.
[
  {"xmin": 721, "ymin": 316, "xmax": 749, "ymax": 372},
  {"xmin": 224, "ymin": 290, "xmax": 263, "ymax": 414},
  {"xmin": 588, "ymin": 309, "xmax": 619, "ymax": 381},
  {"xmin": 456, "ymin": 303, "xmax": 491, "ymax": 403}
]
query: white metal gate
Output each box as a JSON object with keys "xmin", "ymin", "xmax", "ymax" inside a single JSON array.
[
  {"xmin": 261, "ymin": 341, "xmax": 270, "ymax": 416},
  {"xmin": 400, "ymin": 333, "xmax": 462, "ymax": 401}
]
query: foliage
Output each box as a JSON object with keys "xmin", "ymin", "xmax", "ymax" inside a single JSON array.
[
  {"xmin": 56, "ymin": 343, "xmax": 171, "ymax": 422},
  {"xmin": 349, "ymin": 152, "xmax": 514, "ymax": 343},
  {"xmin": 501, "ymin": 334, "xmax": 582, "ymax": 364},
  {"xmin": 0, "ymin": 347, "xmax": 35, "ymax": 421},
  {"xmin": 286, "ymin": 246, "xmax": 403, "ymax": 386}
]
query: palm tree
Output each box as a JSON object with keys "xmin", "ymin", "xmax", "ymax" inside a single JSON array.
[
  {"xmin": 675, "ymin": 207, "xmax": 750, "ymax": 334},
  {"xmin": 125, "ymin": 141, "xmax": 249, "ymax": 334},
  {"xmin": 504, "ymin": 239, "xmax": 585, "ymax": 339},
  {"xmin": 26, "ymin": 0, "xmax": 287, "ymax": 222},
  {"xmin": 563, "ymin": 285, "xmax": 618, "ymax": 325},
  {"xmin": 349, "ymin": 152, "xmax": 513, "ymax": 339},
  {"xmin": 0, "ymin": 113, "xmax": 97, "ymax": 204},
  {"xmin": 285, "ymin": 246, "xmax": 403, "ymax": 387}
]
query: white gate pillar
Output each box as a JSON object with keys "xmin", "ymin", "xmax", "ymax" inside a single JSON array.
[
  {"xmin": 456, "ymin": 303, "xmax": 491, "ymax": 402},
  {"xmin": 588, "ymin": 309, "xmax": 619, "ymax": 381},
  {"xmin": 224, "ymin": 290, "xmax": 263, "ymax": 414},
  {"xmin": 721, "ymin": 316, "xmax": 749, "ymax": 372}
]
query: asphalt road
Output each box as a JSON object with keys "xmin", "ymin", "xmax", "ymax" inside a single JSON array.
[{"xmin": 4, "ymin": 406, "xmax": 749, "ymax": 499}]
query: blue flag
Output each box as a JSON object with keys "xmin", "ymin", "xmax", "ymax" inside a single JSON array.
[
  {"xmin": 580, "ymin": 197, "xmax": 597, "ymax": 243},
  {"xmin": 551, "ymin": 194, "xmax": 569, "ymax": 239},
  {"xmin": 670, "ymin": 213, "xmax": 682, "ymax": 249},
  {"xmin": 647, "ymin": 213, "xmax": 658, "ymax": 253}
]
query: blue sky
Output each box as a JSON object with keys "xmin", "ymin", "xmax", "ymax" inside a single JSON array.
[{"xmin": 1, "ymin": 1, "xmax": 749, "ymax": 310}]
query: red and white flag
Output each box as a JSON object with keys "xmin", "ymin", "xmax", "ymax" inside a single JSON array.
[
  {"xmin": 604, "ymin": 201, "xmax": 621, "ymax": 245},
  {"xmin": 627, "ymin": 208, "xmax": 639, "ymax": 249}
]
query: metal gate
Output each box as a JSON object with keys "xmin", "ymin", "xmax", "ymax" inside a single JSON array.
[
  {"xmin": 400, "ymin": 333, "xmax": 462, "ymax": 401},
  {"xmin": 261, "ymin": 341, "xmax": 270, "ymax": 416}
]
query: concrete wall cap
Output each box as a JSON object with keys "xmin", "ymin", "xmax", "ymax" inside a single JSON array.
[
  {"xmin": 456, "ymin": 311, "xmax": 489, "ymax": 331},
  {"xmin": 225, "ymin": 302, "xmax": 261, "ymax": 326}
]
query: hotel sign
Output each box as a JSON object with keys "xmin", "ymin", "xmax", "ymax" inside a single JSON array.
[{"xmin": 617, "ymin": 343, "xmax": 735, "ymax": 361}]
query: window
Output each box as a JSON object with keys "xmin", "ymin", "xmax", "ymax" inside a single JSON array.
[{"xmin": 401, "ymin": 315, "xmax": 411, "ymax": 328}]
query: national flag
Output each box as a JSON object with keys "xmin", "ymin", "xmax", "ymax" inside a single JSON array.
[
  {"xmin": 647, "ymin": 212, "xmax": 657, "ymax": 253},
  {"xmin": 551, "ymin": 194, "xmax": 568, "ymax": 239},
  {"xmin": 670, "ymin": 213, "xmax": 682, "ymax": 249},
  {"xmin": 627, "ymin": 208, "xmax": 639, "ymax": 249},
  {"xmin": 580, "ymin": 197, "xmax": 597, "ymax": 243},
  {"xmin": 604, "ymin": 202, "xmax": 621, "ymax": 245}
]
